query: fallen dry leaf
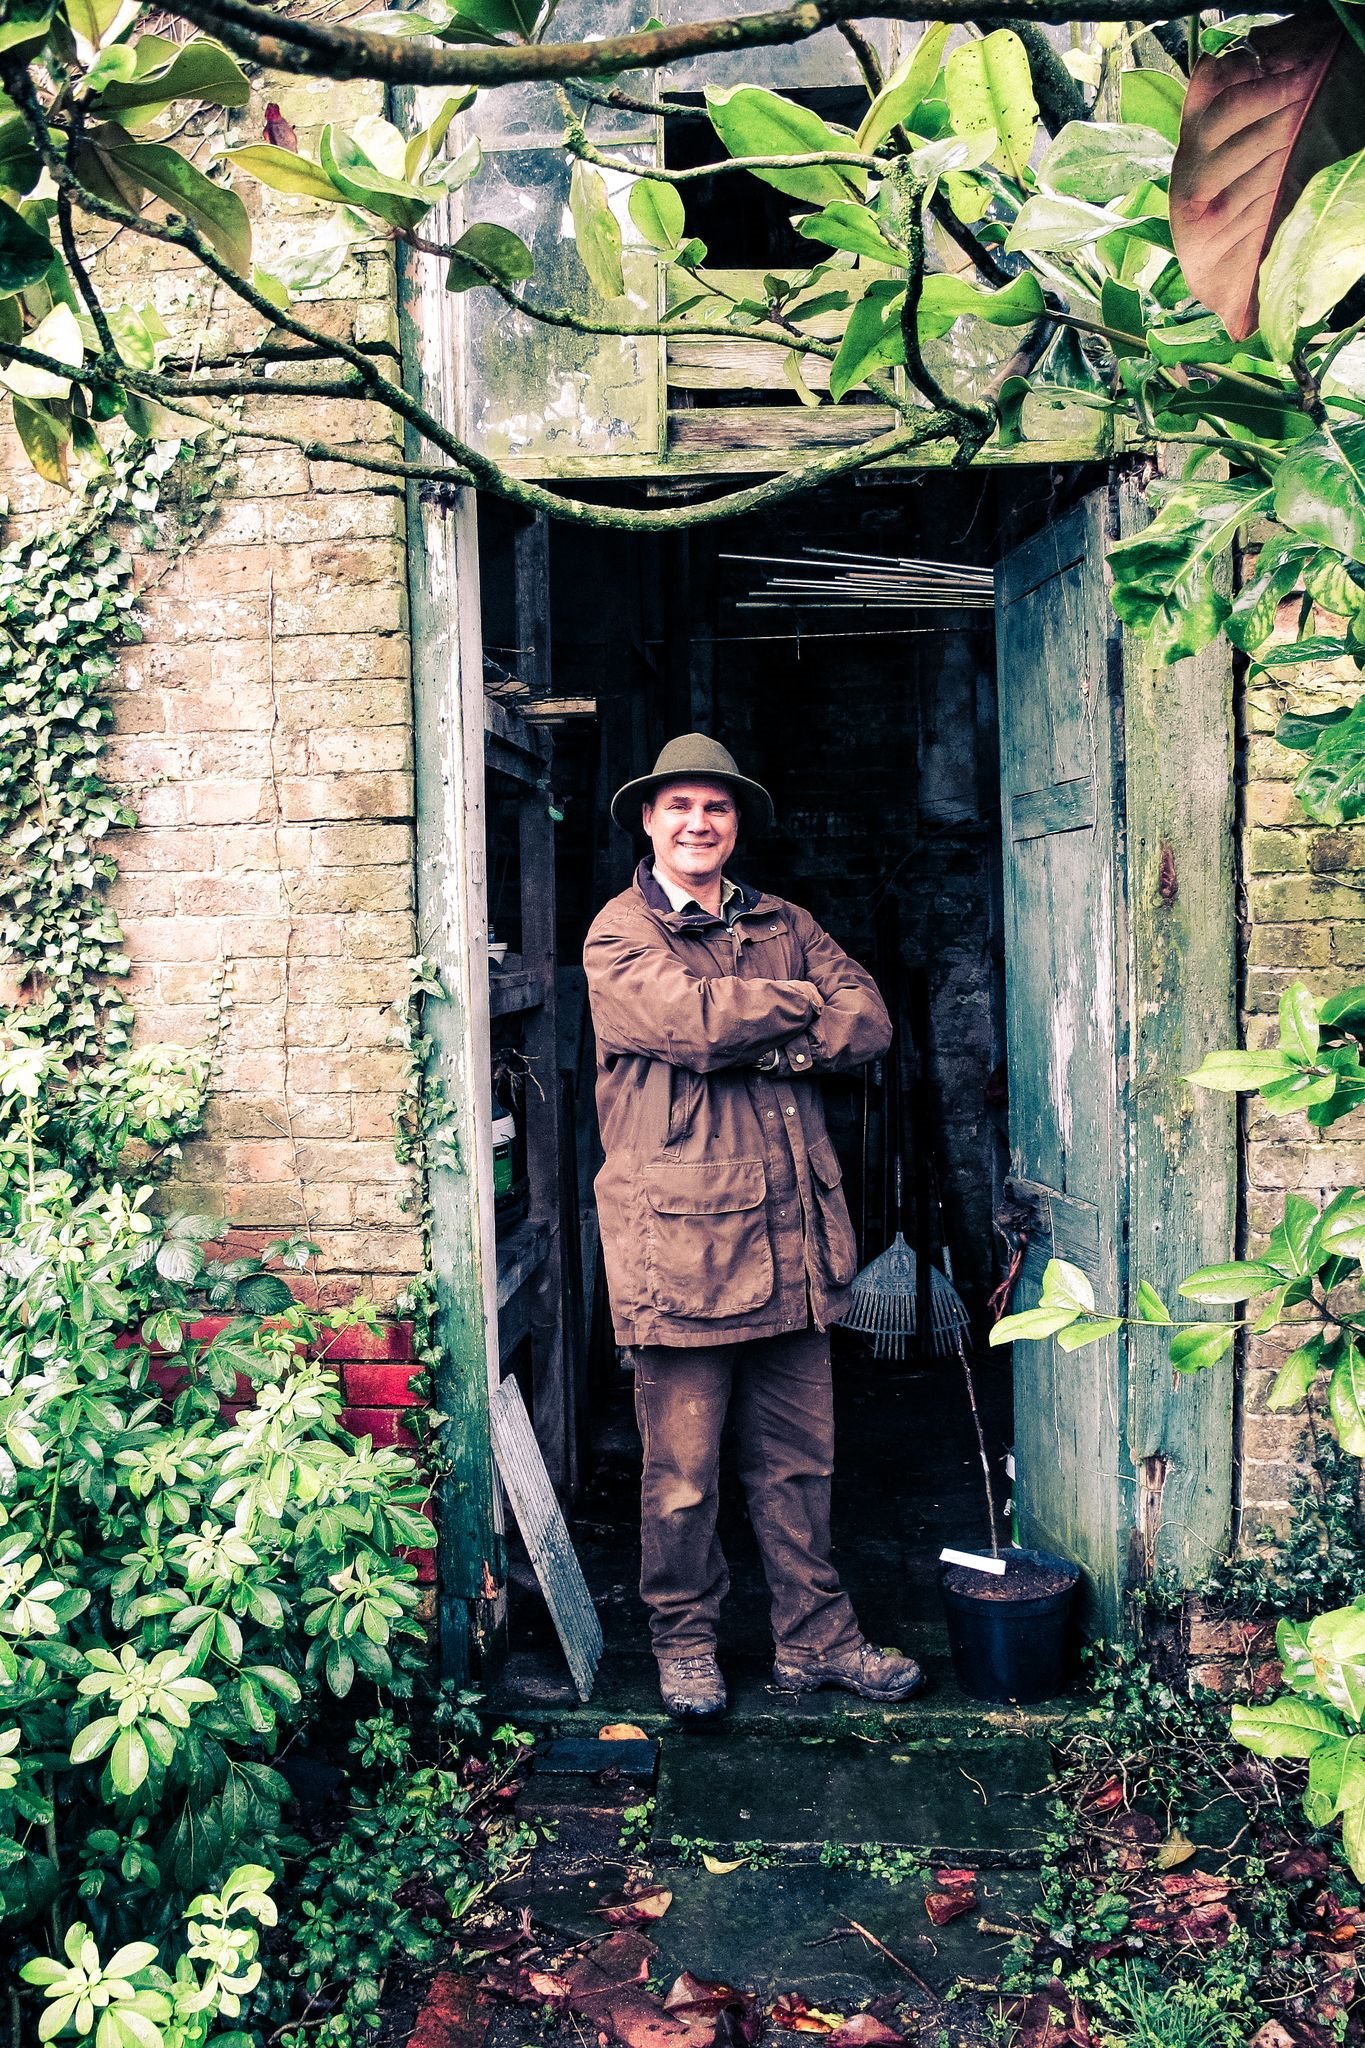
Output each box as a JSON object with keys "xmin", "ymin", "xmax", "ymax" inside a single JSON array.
[
  {"xmin": 924, "ymin": 1889, "xmax": 977, "ymax": 1926},
  {"xmin": 933, "ymin": 1867, "xmax": 977, "ymax": 1892},
  {"xmin": 596, "ymin": 1886, "xmax": 674, "ymax": 1926},
  {"xmin": 528, "ymin": 1971, "xmax": 574, "ymax": 2004},
  {"xmin": 1006, "ymin": 1982, "xmax": 1094, "ymax": 2048},
  {"xmin": 1155, "ymin": 1828, "xmax": 1197, "ymax": 1871},
  {"xmin": 701, "ymin": 1854, "xmax": 749, "ymax": 1875},
  {"xmin": 1083, "ymin": 1777, "xmax": 1124, "ymax": 1815},
  {"xmin": 262, "ymin": 102, "xmax": 298, "ymax": 149},
  {"xmin": 826, "ymin": 2017, "xmax": 903, "ymax": 2048},
  {"xmin": 770, "ymin": 1994, "xmax": 845, "ymax": 2033},
  {"xmin": 664, "ymin": 1975, "xmax": 737, "ymax": 2016},
  {"xmin": 600, "ymin": 1723, "xmax": 649, "ymax": 1741}
]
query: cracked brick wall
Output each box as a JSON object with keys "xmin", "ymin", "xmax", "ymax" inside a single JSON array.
[{"xmin": 1, "ymin": 67, "xmax": 423, "ymax": 1306}]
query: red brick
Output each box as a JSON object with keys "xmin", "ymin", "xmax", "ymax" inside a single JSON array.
[
  {"xmin": 340, "ymin": 1362, "xmax": 421, "ymax": 1405},
  {"xmin": 340, "ymin": 1405, "xmax": 416, "ymax": 1448}
]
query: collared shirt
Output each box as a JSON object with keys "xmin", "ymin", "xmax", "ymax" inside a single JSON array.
[{"xmin": 650, "ymin": 863, "xmax": 745, "ymax": 927}]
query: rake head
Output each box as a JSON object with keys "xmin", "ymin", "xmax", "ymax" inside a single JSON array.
[{"xmin": 839, "ymin": 1229, "xmax": 971, "ymax": 1360}]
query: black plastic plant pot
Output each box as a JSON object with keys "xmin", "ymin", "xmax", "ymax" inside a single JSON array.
[{"xmin": 938, "ymin": 1547, "xmax": 1081, "ymax": 1704}]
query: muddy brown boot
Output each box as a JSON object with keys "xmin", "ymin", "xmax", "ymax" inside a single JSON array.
[
  {"xmin": 771, "ymin": 1640, "xmax": 925, "ymax": 1702},
  {"xmin": 657, "ymin": 1650, "xmax": 728, "ymax": 1720}
]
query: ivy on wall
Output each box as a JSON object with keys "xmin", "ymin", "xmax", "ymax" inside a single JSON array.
[{"xmin": 0, "ymin": 432, "xmax": 230, "ymax": 1192}]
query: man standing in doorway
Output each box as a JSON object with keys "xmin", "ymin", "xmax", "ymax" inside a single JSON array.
[{"xmin": 583, "ymin": 734, "xmax": 925, "ymax": 1719}]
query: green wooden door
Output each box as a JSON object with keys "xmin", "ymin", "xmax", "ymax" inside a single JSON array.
[{"xmin": 996, "ymin": 484, "xmax": 1236, "ymax": 1633}]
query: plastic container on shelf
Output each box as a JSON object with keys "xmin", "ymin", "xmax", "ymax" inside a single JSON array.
[{"xmin": 491, "ymin": 1103, "xmax": 517, "ymax": 1197}]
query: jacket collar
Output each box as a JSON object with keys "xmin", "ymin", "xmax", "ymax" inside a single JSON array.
[{"xmin": 634, "ymin": 859, "xmax": 772, "ymax": 929}]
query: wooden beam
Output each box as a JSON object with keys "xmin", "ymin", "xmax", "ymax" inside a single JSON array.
[{"xmin": 395, "ymin": 100, "xmax": 504, "ymax": 1682}]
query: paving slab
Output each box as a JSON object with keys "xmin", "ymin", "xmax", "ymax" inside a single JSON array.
[
  {"xmin": 652, "ymin": 1731, "xmax": 1052, "ymax": 1864},
  {"xmin": 519, "ymin": 1860, "xmax": 1040, "ymax": 2008}
]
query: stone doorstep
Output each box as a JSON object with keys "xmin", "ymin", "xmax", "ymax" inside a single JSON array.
[{"xmin": 651, "ymin": 1732, "xmax": 1054, "ymax": 1868}]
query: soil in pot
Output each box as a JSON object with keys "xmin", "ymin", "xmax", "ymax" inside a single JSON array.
[{"xmin": 939, "ymin": 1546, "xmax": 1080, "ymax": 1704}]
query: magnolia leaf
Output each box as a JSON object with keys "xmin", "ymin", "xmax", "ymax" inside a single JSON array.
[
  {"xmin": 569, "ymin": 160, "xmax": 624, "ymax": 300},
  {"xmin": 0, "ymin": 194, "xmax": 54, "ymax": 291},
  {"xmin": 404, "ymin": 89, "xmax": 475, "ymax": 180},
  {"xmin": 917, "ymin": 269, "xmax": 1045, "ymax": 341},
  {"xmin": 782, "ymin": 349, "xmax": 820, "ymax": 408},
  {"xmin": 0, "ymin": 114, "xmax": 41, "ymax": 197},
  {"xmin": 944, "ymin": 29, "xmax": 1037, "ymax": 184},
  {"xmin": 828, "ymin": 279, "xmax": 904, "ymax": 401},
  {"xmin": 700, "ymin": 1854, "xmax": 749, "ymax": 1875},
  {"xmin": 628, "ymin": 176, "xmax": 684, "ymax": 252},
  {"xmin": 1038, "ymin": 121, "xmax": 1172, "ymax": 204},
  {"xmin": 1120, "ymin": 67, "xmax": 1185, "ymax": 145},
  {"xmin": 1106, "ymin": 478, "xmax": 1274, "ymax": 662},
  {"xmin": 855, "ymin": 22, "xmax": 951, "ymax": 152},
  {"xmin": 1007, "ymin": 193, "xmax": 1147, "ymax": 255},
  {"xmin": 0, "ymin": 0, "xmax": 54, "ymax": 57},
  {"xmin": 96, "ymin": 35, "xmax": 250, "ymax": 119},
  {"xmin": 1, "ymin": 301, "xmax": 82, "ymax": 398},
  {"xmin": 319, "ymin": 123, "xmax": 434, "ymax": 232},
  {"xmin": 1279, "ymin": 981, "xmax": 1320, "ymax": 1060},
  {"xmin": 1287, "ymin": 699, "xmax": 1365, "ymax": 824},
  {"xmin": 705, "ymin": 84, "xmax": 865, "ymax": 207},
  {"xmin": 98, "ymin": 136, "xmax": 252, "ymax": 273},
  {"xmin": 1273, "ymin": 423, "xmax": 1365, "ymax": 565},
  {"xmin": 1259, "ymin": 148, "xmax": 1365, "ymax": 362},
  {"xmin": 220, "ymin": 144, "xmax": 345, "ymax": 205},
  {"xmin": 12, "ymin": 395, "xmax": 68, "ymax": 484},
  {"xmin": 444, "ymin": 221, "xmax": 533, "ymax": 292},
  {"xmin": 795, "ymin": 201, "xmax": 902, "ymax": 265},
  {"xmin": 1170, "ymin": 17, "xmax": 1365, "ymax": 342}
]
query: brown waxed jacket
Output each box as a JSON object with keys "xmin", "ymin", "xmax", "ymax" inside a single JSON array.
[{"xmin": 584, "ymin": 862, "xmax": 892, "ymax": 1347}]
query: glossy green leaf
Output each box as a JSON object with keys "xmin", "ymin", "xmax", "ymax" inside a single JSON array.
[
  {"xmin": 1177, "ymin": 1261, "xmax": 1278, "ymax": 1302},
  {"xmin": 569, "ymin": 160, "xmax": 624, "ymax": 300},
  {"xmin": 11, "ymin": 395, "xmax": 67, "ymax": 484},
  {"xmin": 1279, "ymin": 982, "xmax": 1321, "ymax": 1061},
  {"xmin": 444, "ymin": 221, "xmax": 534, "ymax": 292},
  {"xmin": 795, "ymin": 201, "xmax": 902, "ymax": 265},
  {"xmin": 0, "ymin": 193, "xmax": 53, "ymax": 291},
  {"xmin": 1331, "ymin": 1344, "xmax": 1365, "ymax": 1456},
  {"xmin": 1119, "ymin": 66, "xmax": 1185, "ymax": 145},
  {"xmin": 110, "ymin": 1725, "xmax": 149, "ymax": 1795},
  {"xmin": 0, "ymin": 0, "xmax": 54, "ymax": 57},
  {"xmin": 987, "ymin": 1303, "xmax": 1080, "ymax": 1345},
  {"xmin": 318, "ymin": 124, "xmax": 434, "ymax": 232},
  {"xmin": 403, "ymin": 88, "xmax": 475, "ymax": 180},
  {"xmin": 1287, "ymin": 699, "xmax": 1365, "ymax": 824},
  {"xmin": 1039, "ymin": 121, "xmax": 1172, "ymax": 204},
  {"xmin": 1136, "ymin": 1280, "xmax": 1172, "ymax": 1323},
  {"xmin": 1169, "ymin": 1323, "xmax": 1236, "ymax": 1371},
  {"xmin": 1274, "ymin": 423, "xmax": 1365, "ymax": 564},
  {"xmin": 98, "ymin": 137, "xmax": 252, "ymax": 273},
  {"xmin": 855, "ymin": 22, "xmax": 951, "ymax": 151},
  {"xmin": 1232, "ymin": 1695, "xmax": 1344, "ymax": 1759},
  {"xmin": 1055, "ymin": 1315, "xmax": 1123, "ymax": 1350},
  {"xmin": 1259, "ymin": 146, "xmax": 1365, "ymax": 361},
  {"xmin": 1, "ymin": 300, "xmax": 82, "ymax": 399},
  {"xmin": 219, "ymin": 144, "xmax": 344, "ymax": 205},
  {"xmin": 1007, "ymin": 192, "xmax": 1159, "ymax": 255},
  {"xmin": 0, "ymin": 115, "xmax": 40, "ymax": 198},
  {"xmin": 1107, "ymin": 478, "xmax": 1274, "ymax": 662},
  {"xmin": 1039, "ymin": 1257, "xmax": 1095, "ymax": 1314},
  {"xmin": 944, "ymin": 29, "xmax": 1037, "ymax": 185},
  {"xmin": 628, "ymin": 176, "xmax": 684, "ymax": 252},
  {"xmin": 95, "ymin": 35, "xmax": 250, "ymax": 119},
  {"xmin": 918, "ymin": 269, "xmax": 1045, "ymax": 341},
  {"xmin": 234, "ymin": 1272, "xmax": 293, "ymax": 1314},
  {"xmin": 1268, "ymin": 1336, "xmax": 1324, "ymax": 1409},
  {"xmin": 705, "ymin": 85, "xmax": 866, "ymax": 207},
  {"xmin": 828, "ymin": 279, "xmax": 904, "ymax": 401}
]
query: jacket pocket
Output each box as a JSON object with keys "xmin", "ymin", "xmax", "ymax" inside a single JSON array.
[
  {"xmin": 643, "ymin": 1159, "xmax": 774, "ymax": 1319},
  {"xmin": 807, "ymin": 1138, "xmax": 859, "ymax": 1288}
]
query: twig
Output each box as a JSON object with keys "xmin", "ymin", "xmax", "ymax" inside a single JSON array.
[{"xmin": 838, "ymin": 1918, "xmax": 944, "ymax": 2006}]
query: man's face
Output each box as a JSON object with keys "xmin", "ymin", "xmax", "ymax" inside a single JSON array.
[{"xmin": 643, "ymin": 779, "xmax": 739, "ymax": 895}]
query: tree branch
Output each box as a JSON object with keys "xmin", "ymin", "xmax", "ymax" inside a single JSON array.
[
  {"xmin": 162, "ymin": 0, "xmax": 1318, "ymax": 90},
  {"xmin": 1005, "ymin": 21, "xmax": 1088, "ymax": 128}
]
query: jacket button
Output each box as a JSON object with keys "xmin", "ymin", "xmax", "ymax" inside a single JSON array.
[
  {"xmin": 784, "ymin": 1106, "xmax": 796, "ymax": 1117},
  {"xmin": 766, "ymin": 1110, "xmax": 776, "ymax": 1120}
]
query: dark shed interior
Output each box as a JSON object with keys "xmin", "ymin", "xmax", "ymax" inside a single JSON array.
[{"xmin": 477, "ymin": 466, "xmax": 1078, "ymax": 1702}]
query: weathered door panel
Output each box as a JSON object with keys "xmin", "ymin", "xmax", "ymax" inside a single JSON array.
[
  {"xmin": 997, "ymin": 495, "xmax": 1126, "ymax": 1629},
  {"xmin": 996, "ymin": 485, "xmax": 1235, "ymax": 1630}
]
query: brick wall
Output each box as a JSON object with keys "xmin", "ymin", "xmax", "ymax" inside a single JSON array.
[
  {"xmin": 0, "ymin": 68, "xmax": 423, "ymax": 1305},
  {"xmin": 1237, "ymin": 576, "xmax": 1365, "ymax": 1537}
]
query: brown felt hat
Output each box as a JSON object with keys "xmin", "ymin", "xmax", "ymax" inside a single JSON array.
[{"xmin": 610, "ymin": 733, "xmax": 775, "ymax": 832}]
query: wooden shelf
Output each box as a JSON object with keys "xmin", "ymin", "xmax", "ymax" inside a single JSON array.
[
  {"xmin": 489, "ymin": 968, "xmax": 546, "ymax": 1019},
  {"xmin": 485, "ymin": 695, "xmax": 551, "ymax": 788},
  {"xmin": 496, "ymin": 1216, "xmax": 551, "ymax": 1313}
]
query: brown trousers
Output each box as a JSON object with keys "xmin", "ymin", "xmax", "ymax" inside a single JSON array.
[{"xmin": 630, "ymin": 1329, "xmax": 861, "ymax": 1659}]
